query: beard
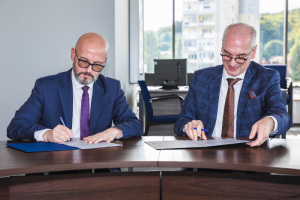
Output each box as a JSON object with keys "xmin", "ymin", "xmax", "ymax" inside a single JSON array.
[{"xmin": 73, "ymin": 63, "xmax": 100, "ymax": 85}]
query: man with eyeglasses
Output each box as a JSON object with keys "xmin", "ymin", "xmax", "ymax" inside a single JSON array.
[
  {"xmin": 7, "ymin": 33, "xmax": 142, "ymax": 144},
  {"xmin": 174, "ymin": 23, "xmax": 290, "ymax": 147}
]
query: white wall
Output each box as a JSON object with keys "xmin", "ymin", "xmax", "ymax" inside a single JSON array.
[{"xmin": 0, "ymin": 0, "xmax": 135, "ymax": 140}]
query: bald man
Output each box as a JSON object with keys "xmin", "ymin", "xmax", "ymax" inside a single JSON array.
[
  {"xmin": 174, "ymin": 23, "xmax": 290, "ymax": 147},
  {"xmin": 7, "ymin": 33, "xmax": 142, "ymax": 143}
]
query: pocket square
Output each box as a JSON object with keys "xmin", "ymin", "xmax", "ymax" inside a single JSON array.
[{"xmin": 249, "ymin": 91, "xmax": 256, "ymax": 100}]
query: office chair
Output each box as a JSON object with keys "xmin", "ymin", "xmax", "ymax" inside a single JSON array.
[
  {"xmin": 138, "ymin": 80, "xmax": 184, "ymax": 136},
  {"xmin": 264, "ymin": 64, "xmax": 293, "ymax": 129}
]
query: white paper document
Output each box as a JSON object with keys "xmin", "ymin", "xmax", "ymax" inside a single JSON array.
[
  {"xmin": 145, "ymin": 138, "xmax": 252, "ymax": 150},
  {"xmin": 64, "ymin": 138, "xmax": 122, "ymax": 149}
]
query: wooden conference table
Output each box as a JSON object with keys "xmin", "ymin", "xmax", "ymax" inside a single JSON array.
[{"xmin": 1, "ymin": 136, "xmax": 300, "ymax": 199}]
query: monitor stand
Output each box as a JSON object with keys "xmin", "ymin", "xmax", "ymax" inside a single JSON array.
[{"xmin": 160, "ymin": 85, "xmax": 179, "ymax": 90}]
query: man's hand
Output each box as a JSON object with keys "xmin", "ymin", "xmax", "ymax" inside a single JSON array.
[
  {"xmin": 247, "ymin": 117, "xmax": 275, "ymax": 147},
  {"xmin": 83, "ymin": 127, "xmax": 122, "ymax": 144},
  {"xmin": 184, "ymin": 120, "xmax": 207, "ymax": 141},
  {"xmin": 43, "ymin": 125, "xmax": 73, "ymax": 143}
]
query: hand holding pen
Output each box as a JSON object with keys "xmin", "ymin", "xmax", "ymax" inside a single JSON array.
[
  {"xmin": 60, "ymin": 117, "xmax": 72, "ymax": 141},
  {"xmin": 184, "ymin": 120, "xmax": 207, "ymax": 141},
  {"xmin": 42, "ymin": 119, "xmax": 73, "ymax": 143}
]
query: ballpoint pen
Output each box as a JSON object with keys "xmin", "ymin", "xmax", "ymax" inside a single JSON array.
[
  {"xmin": 183, "ymin": 127, "xmax": 208, "ymax": 132},
  {"xmin": 60, "ymin": 117, "xmax": 72, "ymax": 141},
  {"xmin": 193, "ymin": 127, "xmax": 208, "ymax": 131}
]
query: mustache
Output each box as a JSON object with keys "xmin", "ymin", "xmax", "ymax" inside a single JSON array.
[{"xmin": 79, "ymin": 72, "xmax": 93, "ymax": 78}]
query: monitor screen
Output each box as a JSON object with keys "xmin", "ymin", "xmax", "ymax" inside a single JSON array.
[{"xmin": 153, "ymin": 59, "xmax": 187, "ymax": 90}]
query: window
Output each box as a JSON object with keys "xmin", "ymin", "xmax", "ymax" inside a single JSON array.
[
  {"xmin": 204, "ymin": 2, "xmax": 210, "ymax": 9},
  {"xmin": 189, "ymin": 54, "xmax": 197, "ymax": 59},
  {"xmin": 143, "ymin": 0, "xmax": 300, "ymax": 81},
  {"xmin": 203, "ymin": 29, "xmax": 211, "ymax": 34},
  {"xmin": 288, "ymin": 0, "xmax": 300, "ymax": 81},
  {"xmin": 184, "ymin": 40, "xmax": 197, "ymax": 47}
]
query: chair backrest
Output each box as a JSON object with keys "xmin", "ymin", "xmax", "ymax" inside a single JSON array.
[
  {"xmin": 264, "ymin": 64, "xmax": 287, "ymax": 89},
  {"xmin": 138, "ymin": 80, "xmax": 152, "ymax": 121}
]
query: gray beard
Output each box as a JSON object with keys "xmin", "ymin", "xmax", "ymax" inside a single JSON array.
[
  {"xmin": 74, "ymin": 72, "xmax": 96, "ymax": 85},
  {"xmin": 73, "ymin": 64, "xmax": 100, "ymax": 85}
]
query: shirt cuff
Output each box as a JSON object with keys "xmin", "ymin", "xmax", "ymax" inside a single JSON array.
[
  {"xmin": 115, "ymin": 130, "xmax": 123, "ymax": 139},
  {"xmin": 267, "ymin": 116, "xmax": 278, "ymax": 137},
  {"xmin": 34, "ymin": 129, "xmax": 50, "ymax": 142}
]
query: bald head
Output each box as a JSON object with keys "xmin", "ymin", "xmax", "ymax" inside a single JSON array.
[
  {"xmin": 222, "ymin": 23, "xmax": 256, "ymax": 48},
  {"xmin": 75, "ymin": 33, "xmax": 109, "ymax": 56}
]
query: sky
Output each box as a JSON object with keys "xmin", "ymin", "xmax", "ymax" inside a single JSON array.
[
  {"xmin": 260, "ymin": 0, "xmax": 300, "ymax": 14},
  {"xmin": 144, "ymin": 0, "xmax": 300, "ymax": 31}
]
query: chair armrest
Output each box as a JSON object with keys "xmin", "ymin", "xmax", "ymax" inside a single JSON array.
[{"xmin": 151, "ymin": 94, "xmax": 184, "ymax": 106}]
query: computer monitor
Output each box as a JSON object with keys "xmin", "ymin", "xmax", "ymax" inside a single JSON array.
[{"xmin": 153, "ymin": 59, "xmax": 187, "ymax": 90}]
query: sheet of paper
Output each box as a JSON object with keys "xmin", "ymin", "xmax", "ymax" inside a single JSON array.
[
  {"xmin": 193, "ymin": 138, "xmax": 252, "ymax": 147},
  {"xmin": 64, "ymin": 138, "xmax": 122, "ymax": 149},
  {"xmin": 145, "ymin": 138, "xmax": 251, "ymax": 150}
]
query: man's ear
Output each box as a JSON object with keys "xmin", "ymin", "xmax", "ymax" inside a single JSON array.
[
  {"xmin": 71, "ymin": 48, "xmax": 75, "ymax": 61},
  {"xmin": 251, "ymin": 45, "xmax": 257, "ymax": 59}
]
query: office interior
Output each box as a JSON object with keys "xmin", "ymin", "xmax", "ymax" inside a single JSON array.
[
  {"xmin": 1, "ymin": 1, "xmax": 300, "ymax": 199},
  {"xmin": 0, "ymin": 0, "xmax": 299, "ymax": 141}
]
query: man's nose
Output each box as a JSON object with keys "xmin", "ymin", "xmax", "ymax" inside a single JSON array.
[{"xmin": 228, "ymin": 57, "xmax": 238, "ymax": 66}]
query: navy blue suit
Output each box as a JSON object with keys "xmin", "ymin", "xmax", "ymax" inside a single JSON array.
[
  {"xmin": 7, "ymin": 69, "xmax": 142, "ymax": 141},
  {"xmin": 174, "ymin": 62, "xmax": 290, "ymax": 137}
]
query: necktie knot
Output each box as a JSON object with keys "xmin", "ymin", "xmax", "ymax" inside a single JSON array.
[
  {"xmin": 82, "ymin": 86, "xmax": 89, "ymax": 93},
  {"xmin": 227, "ymin": 78, "xmax": 241, "ymax": 86}
]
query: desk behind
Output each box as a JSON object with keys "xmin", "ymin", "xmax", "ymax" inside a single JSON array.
[{"xmin": 138, "ymin": 86, "xmax": 188, "ymax": 136}]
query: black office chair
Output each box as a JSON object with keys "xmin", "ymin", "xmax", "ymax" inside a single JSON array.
[
  {"xmin": 138, "ymin": 80, "xmax": 184, "ymax": 136},
  {"xmin": 264, "ymin": 64, "xmax": 293, "ymax": 128}
]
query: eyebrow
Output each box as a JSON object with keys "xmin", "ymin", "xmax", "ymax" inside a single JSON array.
[
  {"xmin": 78, "ymin": 56, "xmax": 104, "ymax": 64},
  {"xmin": 223, "ymin": 49, "xmax": 248, "ymax": 57}
]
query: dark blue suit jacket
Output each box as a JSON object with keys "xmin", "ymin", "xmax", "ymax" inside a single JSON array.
[
  {"xmin": 7, "ymin": 69, "xmax": 142, "ymax": 141},
  {"xmin": 174, "ymin": 62, "xmax": 290, "ymax": 137}
]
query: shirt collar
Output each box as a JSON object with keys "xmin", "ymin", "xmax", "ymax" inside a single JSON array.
[
  {"xmin": 222, "ymin": 66, "xmax": 246, "ymax": 81},
  {"xmin": 71, "ymin": 69, "xmax": 95, "ymax": 91}
]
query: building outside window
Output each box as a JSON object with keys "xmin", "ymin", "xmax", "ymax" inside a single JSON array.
[{"xmin": 143, "ymin": 0, "xmax": 300, "ymax": 82}]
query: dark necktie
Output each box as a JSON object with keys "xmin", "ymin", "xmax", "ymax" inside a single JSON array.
[
  {"xmin": 221, "ymin": 78, "xmax": 241, "ymax": 138},
  {"xmin": 80, "ymin": 86, "xmax": 90, "ymax": 140}
]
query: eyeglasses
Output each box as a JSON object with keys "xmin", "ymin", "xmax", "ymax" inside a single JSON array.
[
  {"xmin": 75, "ymin": 49, "xmax": 105, "ymax": 72},
  {"xmin": 220, "ymin": 47, "xmax": 254, "ymax": 64}
]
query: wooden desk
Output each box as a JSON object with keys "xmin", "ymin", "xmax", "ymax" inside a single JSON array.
[
  {"xmin": 1, "ymin": 137, "xmax": 299, "ymax": 199},
  {"xmin": 0, "ymin": 137, "xmax": 162, "ymax": 200},
  {"xmin": 159, "ymin": 136, "xmax": 300, "ymax": 199}
]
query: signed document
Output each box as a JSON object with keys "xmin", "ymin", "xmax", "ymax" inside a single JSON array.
[
  {"xmin": 145, "ymin": 138, "xmax": 251, "ymax": 150},
  {"xmin": 64, "ymin": 138, "xmax": 122, "ymax": 149}
]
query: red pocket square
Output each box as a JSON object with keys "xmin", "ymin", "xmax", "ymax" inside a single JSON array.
[{"xmin": 249, "ymin": 91, "xmax": 256, "ymax": 100}]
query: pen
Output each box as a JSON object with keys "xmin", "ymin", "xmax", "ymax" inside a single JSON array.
[
  {"xmin": 183, "ymin": 128, "xmax": 208, "ymax": 132},
  {"xmin": 193, "ymin": 128, "xmax": 208, "ymax": 131},
  {"xmin": 60, "ymin": 117, "xmax": 72, "ymax": 141}
]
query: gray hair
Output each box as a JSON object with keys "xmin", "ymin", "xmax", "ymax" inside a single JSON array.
[{"xmin": 222, "ymin": 23, "xmax": 256, "ymax": 48}]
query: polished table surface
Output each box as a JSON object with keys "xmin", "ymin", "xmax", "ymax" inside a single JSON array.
[
  {"xmin": 1, "ymin": 136, "xmax": 300, "ymax": 176},
  {"xmin": 158, "ymin": 136, "xmax": 300, "ymax": 176},
  {"xmin": 0, "ymin": 137, "xmax": 162, "ymax": 177}
]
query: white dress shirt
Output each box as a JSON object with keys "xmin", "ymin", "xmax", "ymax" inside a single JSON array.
[
  {"xmin": 34, "ymin": 70, "xmax": 94, "ymax": 141},
  {"xmin": 211, "ymin": 68, "xmax": 278, "ymax": 137}
]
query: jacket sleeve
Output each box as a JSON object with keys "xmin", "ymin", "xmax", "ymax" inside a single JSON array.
[
  {"xmin": 264, "ymin": 71, "xmax": 291, "ymax": 136},
  {"xmin": 112, "ymin": 82, "xmax": 142, "ymax": 138},
  {"xmin": 7, "ymin": 79, "xmax": 47, "ymax": 141},
  {"xmin": 174, "ymin": 75, "xmax": 198, "ymax": 136}
]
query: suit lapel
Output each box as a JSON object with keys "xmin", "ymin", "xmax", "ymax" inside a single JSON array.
[
  {"xmin": 58, "ymin": 69, "xmax": 73, "ymax": 129},
  {"xmin": 209, "ymin": 66, "xmax": 223, "ymax": 135},
  {"xmin": 89, "ymin": 78, "xmax": 104, "ymax": 135},
  {"xmin": 236, "ymin": 62, "xmax": 256, "ymax": 135}
]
